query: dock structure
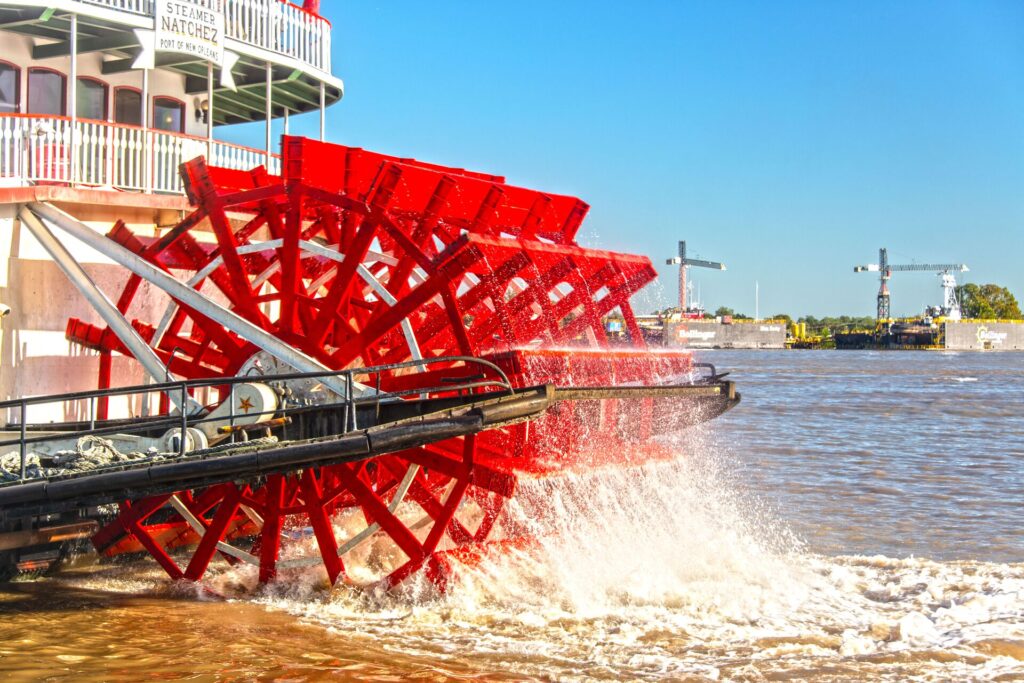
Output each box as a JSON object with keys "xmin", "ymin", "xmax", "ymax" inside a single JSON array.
[
  {"xmin": 943, "ymin": 321, "xmax": 1024, "ymax": 350},
  {"xmin": 664, "ymin": 320, "xmax": 787, "ymax": 350},
  {"xmin": 837, "ymin": 320, "xmax": 1024, "ymax": 351}
]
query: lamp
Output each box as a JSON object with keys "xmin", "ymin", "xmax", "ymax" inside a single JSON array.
[{"xmin": 194, "ymin": 98, "xmax": 210, "ymax": 124}]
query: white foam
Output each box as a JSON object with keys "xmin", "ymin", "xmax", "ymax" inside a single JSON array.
[
  {"xmin": 52, "ymin": 428, "xmax": 1024, "ymax": 680},
  {"xmin": 212, "ymin": 431, "xmax": 1022, "ymax": 680}
]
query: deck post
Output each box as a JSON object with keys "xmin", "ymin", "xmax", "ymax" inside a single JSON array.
[
  {"xmin": 265, "ymin": 62, "xmax": 272, "ymax": 166},
  {"xmin": 142, "ymin": 68, "xmax": 150, "ymax": 192},
  {"xmin": 319, "ymin": 82, "xmax": 326, "ymax": 141},
  {"xmin": 69, "ymin": 13, "xmax": 77, "ymax": 185},
  {"xmin": 207, "ymin": 61, "xmax": 214, "ymax": 161}
]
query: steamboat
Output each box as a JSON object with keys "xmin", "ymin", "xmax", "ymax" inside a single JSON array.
[{"xmin": 0, "ymin": 0, "xmax": 738, "ymax": 587}]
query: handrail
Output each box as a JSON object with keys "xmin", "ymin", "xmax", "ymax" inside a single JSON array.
[
  {"xmin": 0, "ymin": 113, "xmax": 275, "ymax": 159},
  {"xmin": 0, "ymin": 113, "xmax": 280, "ymax": 193},
  {"xmin": 75, "ymin": 0, "xmax": 331, "ymax": 72},
  {"xmin": 955, "ymin": 319, "xmax": 1024, "ymax": 325},
  {"xmin": 0, "ymin": 355, "xmax": 513, "ymax": 413},
  {"xmin": 0, "ymin": 355, "xmax": 514, "ymax": 482},
  {"xmin": 78, "ymin": 0, "xmax": 329, "ymax": 21},
  {"xmin": 0, "ymin": 381, "xmax": 512, "ymax": 450}
]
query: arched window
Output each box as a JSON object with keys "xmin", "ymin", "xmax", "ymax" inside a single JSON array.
[
  {"xmin": 114, "ymin": 87, "xmax": 142, "ymax": 126},
  {"xmin": 76, "ymin": 77, "xmax": 108, "ymax": 121},
  {"xmin": 153, "ymin": 96, "xmax": 184, "ymax": 133},
  {"xmin": 27, "ymin": 68, "xmax": 66, "ymax": 115},
  {"xmin": 0, "ymin": 61, "xmax": 19, "ymax": 114}
]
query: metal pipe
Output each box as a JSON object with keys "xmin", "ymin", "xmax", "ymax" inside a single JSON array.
[
  {"xmin": 179, "ymin": 383, "xmax": 187, "ymax": 457},
  {"xmin": 347, "ymin": 371, "xmax": 356, "ymax": 431},
  {"xmin": 18, "ymin": 401, "xmax": 26, "ymax": 482},
  {"xmin": 0, "ymin": 399, "xmax": 554, "ymax": 510},
  {"xmin": 228, "ymin": 384, "xmax": 235, "ymax": 444},
  {"xmin": 28, "ymin": 202, "xmax": 351, "ymax": 398},
  {"xmin": 18, "ymin": 208, "xmax": 195, "ymax": 413}
]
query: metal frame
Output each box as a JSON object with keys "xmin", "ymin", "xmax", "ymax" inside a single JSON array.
[{"xmin": 0, "ymin": 354, "xmax": 515, "ymax": 477}]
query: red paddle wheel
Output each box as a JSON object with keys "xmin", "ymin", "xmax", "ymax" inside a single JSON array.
[{"xmin": 67, "ymin": 136, "xmax": 695, "ymax": 591}]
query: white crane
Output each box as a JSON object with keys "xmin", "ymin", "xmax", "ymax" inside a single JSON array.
[{"xmin": 854, "ymin": 248, "xmax": 969, "ymax": 321}]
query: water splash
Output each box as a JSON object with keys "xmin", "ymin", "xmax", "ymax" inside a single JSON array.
[
  {"xmin": 12, "ymin": 352, "xmax": 1023, "ymax": 680},
  {"xmin": 452, "ymin": 435, "xmax": 805, "ymax": 618},
  {"xmin": 223, "ymin": 427, "xmax": 1024, "ymax": 680}
]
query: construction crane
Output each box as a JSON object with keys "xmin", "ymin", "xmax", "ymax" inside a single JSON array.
[
  {"xmin": 854, "ymin": 248, "xmax": 969, "ymax": 321},
  {"xmin": 666, "ymin": 241, "xmax": 725, "ymax": 315}
]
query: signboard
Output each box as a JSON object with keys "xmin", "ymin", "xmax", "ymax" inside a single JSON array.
[
  {"xmin": 156, "ymin": 0, "xmax": 225, "ymax": 65},
  {"xmin": 977, "ymin": 326, "xmax": 1008, "ymax": 346},
  {"xmin": 133, "ymin": 0, "xmax": 240, "ymax": 90},
  {"xmin": 676, "ymin": 328, "xmax": 716, "ymax": 341}
]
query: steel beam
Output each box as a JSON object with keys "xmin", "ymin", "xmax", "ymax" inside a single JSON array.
[
  {"xmin": 32, "ymin": 31, "xmax": 138, "ymax": 59},
  {"xmin": 17, "ymin": 208, "xmax": 198, "ymax": 413},
  {"xmin": 28, "ymin": 202, "xmax": 352, "ymax": 398}
]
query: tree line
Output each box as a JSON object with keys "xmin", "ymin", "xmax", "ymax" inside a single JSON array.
[
  {"xmin": 955, "ymin": 284, "xmax": 1022, "ymax": 320},
  {"xmin": 660, "ymin": 283, "xmax": 1022, "ymax": 333}
]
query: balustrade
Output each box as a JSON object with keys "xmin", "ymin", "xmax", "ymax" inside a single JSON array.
[
  {"xmin": 77, "ymin": 0, "xmax": 331, "ymax": 72},
  {"xmin": 0, "ymin": 115, "xmax": 280, "ymax": 194}
]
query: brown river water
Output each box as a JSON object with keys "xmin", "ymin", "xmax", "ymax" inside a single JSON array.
[{"xmin": 0, "ymin": 350, "xmax": 1021, "ymax": 681}]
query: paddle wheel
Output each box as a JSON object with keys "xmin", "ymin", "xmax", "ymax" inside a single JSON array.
[{"xmin": 55, "ymin": 136, "xmax": 709, "ymax": 591}]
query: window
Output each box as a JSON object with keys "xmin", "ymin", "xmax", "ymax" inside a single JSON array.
[
  {"xmin": 27, "ymin": 68, "xmax": 66, "ymax": 115},
  {"xmin": 76, "ymin": 77, "xmax": 108, "ymax": 121},
  {"xmin": 77, "ymin": 77, "xmax": 107, "ymax": 120},
  {"xmin": 114, "ymin": 87, "xmax": 141, "ymax": 126},
  {"xmin": 153, "ymin": 96, "xmax": 184, "ymax": 133},
  {"xmin": 0, "ymin": 62, "xmax": 18, "ymax": 114}
]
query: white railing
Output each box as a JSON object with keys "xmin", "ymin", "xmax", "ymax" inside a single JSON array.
[
  {"xmin": 0, "ymin": 115, "xmax": 280, "ymax": 194},
  {"xmin": 77, "ymin": 0, "xmax": 331, "ymax": 72}
]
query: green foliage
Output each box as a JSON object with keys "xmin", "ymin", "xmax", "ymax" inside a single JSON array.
[
  {"xmin": 798, "ymin": 315, "xmax": 876, "ymax": 334},
  {"xmin": 712, "ymin": 306, "xmax": 751, "ymax": 319},
  {"xmin": 956, "ymin": 283, "xmax": 1023, "ymax": 320},
  {"xmin": 770, "ymin": 313, "xmax": 793, "ymax": 323}
]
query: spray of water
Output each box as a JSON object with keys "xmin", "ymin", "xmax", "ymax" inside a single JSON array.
[
  {"xmin": 204, "ymin": 421, "xmax": 1020, "ymax": 680},
  {"xmin": 450, "ymin": 432, "xmax": 805, "ymax": 617},
  {"xmin": 45, "ymin": 417, "xmax": 1024, "ymax": 680}
]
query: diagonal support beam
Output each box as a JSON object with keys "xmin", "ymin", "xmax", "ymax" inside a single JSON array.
[
  {"xmin": 28, "ymin": 202, "xmax": 352, "ymax": 398},
  {"xmin": 18, "ymin": 208, "xmax": 200, "ymax": 414},
  {"xmin": 0, "ymin": 8, "xmax": 52, "ymax": 28}
]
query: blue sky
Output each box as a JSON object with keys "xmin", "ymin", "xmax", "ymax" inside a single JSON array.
[{"xmin": 223, "ymin": 1, "xmax": 1024, "ymax": 317}]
